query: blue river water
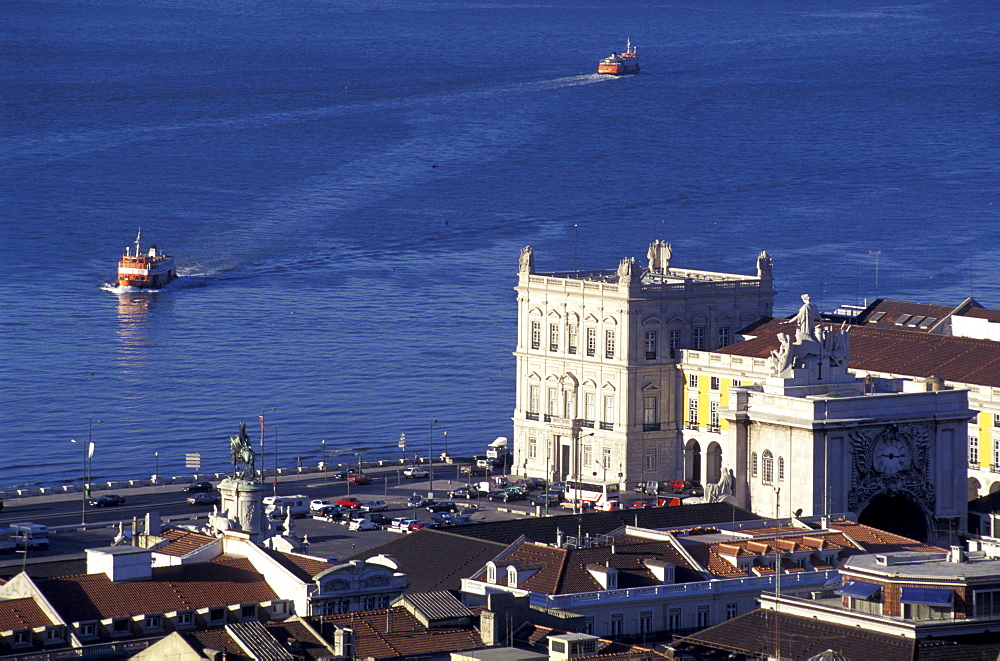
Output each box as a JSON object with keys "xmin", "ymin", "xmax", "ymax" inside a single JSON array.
[{"xmin": 1, "ymin": 0, "xmax": 998, "ymax": 490}]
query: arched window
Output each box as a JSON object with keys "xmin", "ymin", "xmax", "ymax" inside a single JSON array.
[
  {"xmin": 778, "ymin": 456, "xmax": 785, "ymax": 481},
  {"xmin": 751, "ymin": 452, "xmax": 758, "ymax": 477},
  {"xmin": 762, "ymin": 450, "xmax": 774, "ymax": 484}
]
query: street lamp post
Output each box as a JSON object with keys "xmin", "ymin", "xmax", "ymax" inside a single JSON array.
[
  {"xmin": 154, "ymin": 451, "xmax": 159, "ymax": 483},
  {"xmin": 443, "ymin": 430, "xmax": 448, "ymax": 456},
  {"xmin": 429, "ymin": 420, "xmax": 438, "ymax": 496},
  {"xmin": 322, "ymin": 440, "xmax": 328, "ymax": 484},
  {"xmin": 259, "ymin": 408, "xmax": 277, "ymax": 486},
  {"xmin": 70, "ymin": 439, "xmax": 88, "ymax": 524},
  {"xmin": 271, "ymin": 426, "xmax": 278, "ymax": 496}
]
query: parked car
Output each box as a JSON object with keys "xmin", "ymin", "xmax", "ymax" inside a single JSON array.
[
  {"xmin": 408, "ymin": 520, "xmax": 432, "ymax": 531},
  {"xmin": 347, "ymin": 473, "xmax": 373, "ymax": 485},
  {"xmin": 337, "ymin": 497, "xmax": 362, "ymax": 509},
  {"xmin": 310, "ymin": 499, "xmax": 335, "ymax": 513},
  {"xmin": 530, "ymin": 493, "xmax": 561, "ymax": 507},
  {"xmin": 548, "ymin": 482, "xmax": 566, "ymax": 494},
  {"xmin": 512, "ymin": 479, "xmax": 539, "ymax": 492},
  {"xmin": 348, "ymin": 518, "xmax": 379, "ymax": 531},
  {"xmin": 389, "ymin": 517, "xmax": 419, "ymax": 533},
  {"xmin": 426, "ymin": 501, "xmax": 457, "ymax": 514},
  {"xmin": 88, "ymin": 494, "xmax": 126, "ymax": 507},
  {"xmin": 183, "ymin": 481, "xmax": 215, "ymax": 493},
  {"xmin": 316, "ymin": 505, "xmax": 343, "ymax": 518},
  {"xmin": 366, "ymin": 513, "xmax": 391, "ymax": 526},
  {"xmin": 407, "ymin": 494, "xmax": 434, "ymax": 508},
  {"xmin": 360, "ymin": 500, "xmax": 388, "ymax": 512},
  {"xmin": 187, "ymin": 493, "xmax": 221, "ymax": 506},
  {"xmin": 338, "ymin": 510, "xmax": 368, "ymax": 525},
  {"xmin": 403, "ymin": 467, "xmax": 429, "ymax": 479},
  {"xmin": 488, "ymin": 489, "xmax": 526, "ymax": 503},
  {"xmin": 448, "ymin": 486, "xmax": 479, "ymax": 499},
  {"xmin": 431, "ymin": 511, "xmax": 456, "ymax": 524},
  {"xmin": 447, "ymin": 515, "xmax": 478, "ymax": 526}
]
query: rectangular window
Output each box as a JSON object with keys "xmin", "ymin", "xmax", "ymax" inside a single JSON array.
[
  {"xmin": 45, "ymin": 627, "xmax": 64, "ymax": 642},
  {"xmin": 531, "ymin": 321, "xmax": 541, "ymax": 350},
  {"xmin": 696, "ymin": 605, "xmax": 710, "ymax": 628},
  {"xmin": 667, "ymin": 608, "xmax": 682, "ymax": 632},
  {"xmin": 903, "ymin": 603, "xmax": 952, "ymax": 621},
  {"xmin": 546, "ymin": 388, "xmax": 557, "ymax": 417},
  {"xmin": 610, "ymin": 613, "xmax": 624, "ymax": 637},
  {"xmin": 529, "ymin": 385, "xmax": 540, "ymax": 414},
  {"xmin": 970, "ymin": 435, "xmax": 980, "ymax": 466},
  {"xmin": 994, "ymin": 413, "xmax": 1000, "ymax": 427},
  {"xmin": 688, "ymin": 373, "xmax": 698, "ymax": 389},
  {"xmin": 719, "ymin": 327, "xmax": 731, "ymax": 347},
  {"xmin": 177, "ymin": 611, "xmax": 193, "ymax": 626},
  {"xmin": 974, "ymin": 589, "xmax": 1000, "ymax": 617},
  {"xmin": 693, "ymin": 327, "xmax": 706, "ymax": 350},
  {"xmin": 669, "ymin": 329, "xmax": 680, "ymax": 358},
  {"xmin": 563, "ymin": 391, "xmax": 574, "ymax": 419},
  {"xmin": 586, "ymin": 328, "xmax": 596, "ymax": 356},
  {"xmin": 603, "ymin": 395, "xmax": 614, "ymax": 425},
  {"xmin": 549, "ymin": 323, "xmax": 559, "ymax": 351},
  {"xmin": 778, "ymin": 456, "xmax": 785, "ymax": 481},
  {"xmin": 644, "ymin": 396, "xmax": 658, "ymax": 424},
  {"xmin": 113, "ymin": 618, "xmax": 131, "ymax": 635},
  {"xmin": 79, "ymin": 623, "xmax": 96, "ymax": 637},
  {"xmin": 583, "ymin": 445, "xmax": 593, "ymax": 466},
  {"xmin": 605, "ymin": 330, "xmax": 615, "ymax": 359},
  {"xmin": 13, "ymin": 630, "xmax": 30, "ymax": 646},
  {"xmin": 994, "ymin": 438, "xmax": 1000, "ymax": 470},
  {"xmin": 751, "ymin": 452, "xmax": 758, "ymax": 477},
  {"xmin": 710, "ymin": 401, "xmax": 720, "ymax": 430},
  {"xmin": 241, "ymin": 605, "xmax": 256, "ymax": 619},
  {"xmin": 688, "ymin": 398, "xmax": 699, "ymax": 427},
  {"xmin": 725, "ymin": 603, "xmax": 737, "ymax": 620},
  {"xmin": 568, "ymin": 324, "xmax": 578, "ymax": 354},
  {"xmin": 209, "ymin": 608, "xmax": 225, "ymax": 623},
  {"xmin": 644, "ymin": 448, "xmax": 657, "ymax": 471},
  {"xmin": 851, "ymin": 597, "xmax": 883, "ymax": 615},
  {"xmin": 528, "ymin": 437, "xmax": 537, "ymax": 459},
  {"xmin": 583, "ymin": 616, "xmax": 594, "ymax": 635},
  {"xmin": 644, "ymin": 331, "xmax": 657, "ymax": 359},
  {"xmin": 584, "ymin": 392, "xmax": 596, "ymax": 421},
  {"xmin": 603, "ymin": 448, "xmax": 612, "ymax": 469},
  {"xmin": 639, "ymin": 610, "xmax": 653, "ymax": 634},
  {"xmin": 145, "ymin": 615, "xmax": 162, "ymax": 630},
  {"xmin": 710, "ymin": 376, "xmax": 720, "ymax": 390}
]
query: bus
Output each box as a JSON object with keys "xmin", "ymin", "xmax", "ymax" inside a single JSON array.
[{"xmin": 563, "ymin": 480, "xmax": 621, "ymax": 511}]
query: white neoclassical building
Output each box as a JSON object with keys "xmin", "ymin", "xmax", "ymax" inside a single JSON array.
[{"xmin": 511, "ymin": 242, "xmax": 775, "ymax": 488}]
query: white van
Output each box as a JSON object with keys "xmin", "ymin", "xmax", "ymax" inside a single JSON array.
[
  {"xmin": 8, "ymin": 522, "xmax": 49, "ymax": 550},
  {"xmin": 263, "ymin": 495, "xmax": 310, "ymax": 519}
]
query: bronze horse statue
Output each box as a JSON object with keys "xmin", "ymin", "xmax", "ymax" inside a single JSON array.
[{"xmin": 230, "ymin": 421, "xmax": 257, "ymax": 481}]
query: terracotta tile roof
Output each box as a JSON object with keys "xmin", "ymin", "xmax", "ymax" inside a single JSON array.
[
  {"xmin": 346, "ymin": 529, "xmax": 508, "ymax": 593},
  {"xmin": 502, "ymin": 535, "xmax": 702, "ymax": 595},
  {"xmin": 35, "ymin": 555, "xmax": 279, "ymax": 622},
  {"xmin": 0, "ymin": 597, "xmax": 52, "ymax": 632},
  {"xmin": 961, "ymin": 307, "xmax": 1000, "ymax": 323},
  {"xmin": 307, "ymin": 607, "xmax": 483, "ymax": 659},
  {"xmin": 515, "ymin": 623, "xmax": 669, "ymax": 659},
  {"xmin": 260, "ymin": 548, "xmax": 336, "ymax": 582},
  {"xmin": 155, "ymin": 528, "xmax": 218, "ymax": 557},
  {"xmin": 265, "ymin": 618, "xmax": 335, "ymax": 661},
  {"xmin": 855, "ymin": 299, "xmax": 957, "ymax": 332},
  {"xmin": 718, "ymin": 319, "xmax": 1000, "ymax": 388},
  {"xmin": 674, "ymin": 608, "xmax": 918, "ymax": 660},
  {"xmin": 829, "ymin": 519, "xmax": 948, "ymax": 554}
]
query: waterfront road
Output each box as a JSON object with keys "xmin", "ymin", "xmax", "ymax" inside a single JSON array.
[{"xmin": 0, "ymin": 464, "xmax": 541, "ymax": 570}]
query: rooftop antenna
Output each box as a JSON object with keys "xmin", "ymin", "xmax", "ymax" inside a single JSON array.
[
  {"xmin": 573, "ymin": 224, "xmax": 579, "ymax": 272},
  {"xmin": 868, "ymin": 250, "xmax": 881, "ymax": 300}
]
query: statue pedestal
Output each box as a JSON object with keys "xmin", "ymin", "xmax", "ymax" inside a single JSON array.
[{"xmin": 218, "ymin": 477, "xmax": 266, "ymax": 539}]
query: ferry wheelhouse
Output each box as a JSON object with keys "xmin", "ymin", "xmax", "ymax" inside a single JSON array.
[
  {"xmin": 117, "ymin": 230, "xmax": 177, "ymax": 289},
  {"xmin": 597, "ymin": 38, "xmax": 640, "ymax": 75}
]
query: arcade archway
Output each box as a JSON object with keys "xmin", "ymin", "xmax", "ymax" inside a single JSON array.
[
  {"xmin": 969, "ymin": 477, "xmax": 983, "ymax": 501},
  {"xmin": 685, "ymin": 439, "xmax": 702, "ymax": 484},
  {"xmin": 858, "ymin": 494, "xmax": 929, "ymax": 541}
]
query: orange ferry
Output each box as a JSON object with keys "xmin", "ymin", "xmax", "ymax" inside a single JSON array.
[
  {"xmin": 597, "ymin": 38, "xmax": 640, "ymax": 75},
  {"xmin": 117, "ymin": 230, "xmax": 177, "ymax": 288}
]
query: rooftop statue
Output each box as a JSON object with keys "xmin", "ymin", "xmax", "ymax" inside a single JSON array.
[
  {"xmin": 617, "ymin": 256, "xmax": 637, "ymax": 283},
  {"xmin": 756, "ymin": 250, "xmax": 773, "ymax": 280},
  {"xmin": 786, "ymin": 293, "xmax": 819, "ymax": 343},
  {"xmin": 230, "ymin": 421, "xmax": 258, "ymax": 482},
  {"xmin": 646, "ymin": 239, "xmax": 672, "ymax": 274},
  {"xmin": 518, "ymin": 245, "xmax": 534, "ymax": 274}
]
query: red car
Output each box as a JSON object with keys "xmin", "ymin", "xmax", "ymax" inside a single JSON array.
[
  {"xmin": 408, "ymin": 521, "xmax": 431, "ymax": 531},
  {"xmin": 337, "ymin": 497, "xmax": 362, "ymax": 509},
  {"xmin": 347, "ymin": 473, "xmax": 373, "ymax": 485}
]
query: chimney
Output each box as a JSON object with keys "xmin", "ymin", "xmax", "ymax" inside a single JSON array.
[
  {"xmin": 949, "ymin": 545, "xmax": 966, "ymax": 563},
  {"xmin": 556, "ymin": 528, "xmax": 565, "ymax": 548},
  {"xmin": 86, "ymin": 547, "xmax": 153, "ymax": 582},
  {"xmin": 333, "ymin": 626, "xmax": 354, "ymax": 658}
]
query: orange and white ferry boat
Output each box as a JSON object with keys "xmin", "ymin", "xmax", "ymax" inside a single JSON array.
[
  {"xmin": 117, "ymin": 230, "xmax": 177, "ymax": 289},
  {"xmin": 597, "ymin": 39, "xmax": 640, "ymax": 75}
]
